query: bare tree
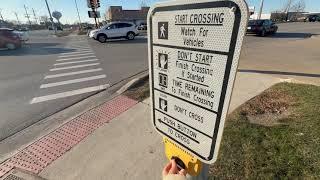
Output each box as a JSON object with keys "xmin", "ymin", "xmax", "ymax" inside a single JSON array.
[
  {"xmin": 282, "ymin": 0, "xmax": 306, "ymax": 13},
  {"xmin": 140, "ymin": 0, "xmax": 148, "ymax": 7},
  {"xmin": 291, "ymin": 0, "xmax": 306, "ymax": 12},
  {"xmin": 283, "ymin": 0, "xmax": 294, "ymax": 13}
]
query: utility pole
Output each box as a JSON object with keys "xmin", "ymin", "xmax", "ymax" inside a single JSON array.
[
  {"xmin": 14, "ymin": 12, "xmax": 21, "ymax": 25},
  {"xmin": 0, "ymin": 9, "xmax": 4, "ymax": 21},
  {"xmin": 44, "ymin": 0, "xmax": 56, "ymax": 33},
  {"xmin": 32, "ymin": 8, "xmax": 38, "ymax": 24},
  {"xmin": 74, "ymin": 0, "xmax": 82, "ymax": 29},
  {"xmin": 24, "ymin": 4, "xmax": 32, "ymax": 28},
  {"xmin": 258, "ymin": 0, "xmax": 264, "ymax": 20}
]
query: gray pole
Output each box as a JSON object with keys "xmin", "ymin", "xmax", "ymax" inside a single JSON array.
[
  {"xmin": 44, "ymin": 0, "xmax": 56, "ymax": 33},
  {"xmin": 24, "ymin": 5, "xmax": 32, "ymax": 28},
  {"xmin": 258, "ymin": 0, "xmax": 264, "ymax": 20},
  {"xmin": 257, "ymin": 0, "xmax": 264, "ymax": 20},
  {"xmin": 14, "ymin": 12, "xmax": 21, "ymax": 25},
  {"xmin": 74, "ymin": 0, "xmax": 82, "ymax": 29},
  {"xmin": 187, "ymin": 164, "xmax": 209, "ymax": 180}
]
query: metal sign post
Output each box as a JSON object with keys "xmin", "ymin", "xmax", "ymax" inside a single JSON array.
[{"xmin": 148, "ymin": 0, "xmax": 249, "ymax": 177}]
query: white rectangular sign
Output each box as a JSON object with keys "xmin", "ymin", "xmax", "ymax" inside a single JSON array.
[{"xmin": 148, "ymin": 0, "xmax": 249, "ymax": 163}]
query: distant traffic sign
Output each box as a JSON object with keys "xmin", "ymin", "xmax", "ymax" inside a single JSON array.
[{"xmin": 148, "ymin": 0, "xmax": 249, "ymax": 164}]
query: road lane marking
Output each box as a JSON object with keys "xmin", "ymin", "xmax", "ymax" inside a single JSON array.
[
  {"xmin": 44, "ymin": 68, "xmax": 103, "ymax": 79},
  {"xmin": 50, "ymin": 63, "xmax": 99, "ymax": 71},
  {"xmin": 54, "ymin": 59, "xmax": 99, "ymax": 66},
  {"xmin": 40, "ymin": 75, "xmax": 106, "ymax": 89},
  {"xmin": 59, "ymin": 52, "xmax": 94, "ymax": 58},
  {"xmin": 30, "ymin": 84, "xmax": 110, "ymax": 104},
  {"xmin": 69, "ymin": 47, "xmax": 91, "ymax": 50},
  {"xmin": 60, "ymin": 50, "xmax": 93, "ymax": 55},
  {"xmin": 57, "ymin": 55, "xmax": 96, "ymax": 61},
  {"xmin": 68, "ymin": 44, "xmax": 90, "ymax": 47}
]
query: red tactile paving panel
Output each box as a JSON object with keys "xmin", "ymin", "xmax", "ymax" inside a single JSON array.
[
  {"xmin": 0, "ymin": 162, "xmax": 14, "ymax": 177},
  {"xmin": 0, "ymin": 95, "xmax": 137, "ymax": 177}
]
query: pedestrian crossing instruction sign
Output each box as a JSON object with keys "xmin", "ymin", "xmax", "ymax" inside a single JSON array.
[{"xmin": 148, "ymin": 0, "xmax": 249, "ymax": 164}]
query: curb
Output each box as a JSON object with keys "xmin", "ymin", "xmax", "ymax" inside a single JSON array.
[{"xmin": 116, "ymin": 72, "xmax": 149, "ymax": 95}]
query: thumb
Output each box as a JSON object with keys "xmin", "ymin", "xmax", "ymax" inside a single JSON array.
[{"xmin": 178, "ymin": 169, "xmax": 187, "ymax": 176}]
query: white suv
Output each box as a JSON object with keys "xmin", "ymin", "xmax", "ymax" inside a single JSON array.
[{"xmin": 89, "ymin": 22, "xmax": 139, "ymax": 43}]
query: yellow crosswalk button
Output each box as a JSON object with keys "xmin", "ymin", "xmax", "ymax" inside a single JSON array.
[{"xmin": 163, "ymin": 137, "xmax": 202, "ymax": 176}]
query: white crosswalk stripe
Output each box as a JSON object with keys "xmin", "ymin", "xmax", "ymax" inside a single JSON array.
[
  {"xmin": 59, "ymin": 52, "xmax": 94, "ymax": 58},
  {"xmin": 50, "ymin": 63, "xmax": 100, "ymax": 71},
  {"xmin": 60, "ymin": 50, "xmax": 93, "ymax": 55},
  {"xmin": 30, "ymin": 38, "xmax": 108, "ymax": 104},
  {"xmin": 54, "ymin": 59, "xmax": 99, "ymax": 66},
  {"xmin": 69, "ymin": 47, "xmax": 91, "ymax": 50},
  {"xmin": 30, "ymin": 84, "xmax": 110, "ymax": 104},
  {"xmin": 44, "ymin": 68, "xmax": 103, "ymax": 79},
  {"xmin": 40, "ymin": 75, "xmax": 106, "ymax": 89},
  {"xmin": 57, "ymin": 55, "xmax": 96, "ymax": 61}
]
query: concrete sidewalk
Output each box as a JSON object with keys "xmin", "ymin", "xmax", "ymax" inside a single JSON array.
[{"xmin": 38, "ymin": 72, "xmax": 282, "ymax": 180}]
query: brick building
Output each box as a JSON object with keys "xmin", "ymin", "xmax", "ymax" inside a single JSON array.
[{"xmin": 105, "ymin": 6, "xmax": 149, "ymax": 25}]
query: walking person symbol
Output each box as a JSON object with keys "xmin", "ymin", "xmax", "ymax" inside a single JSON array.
[
  {"xmin": 158, "ymin": 22, "xmax": 168, "ymax": 39},
  {"xmin": 160, "ymin": 24, "xmax": 166, "ymax": 38}
]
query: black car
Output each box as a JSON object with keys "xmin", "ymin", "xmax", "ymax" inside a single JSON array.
[
  {"xmin": 308, "ymin": 15, "xmax": 320, "ymax": 22},
  {"xmin": 247, "ymin": 19, "xmax": 278, "ymax": 37}
]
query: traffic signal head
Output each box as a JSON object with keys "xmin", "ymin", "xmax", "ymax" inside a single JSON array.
[{"xmin": 89, "ymin": 0, "xmax": 100, "ymax": 8}]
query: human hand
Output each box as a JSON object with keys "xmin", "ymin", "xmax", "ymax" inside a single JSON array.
[{"xmin": 162, "ymin": 159, "xmax": 187, "ymax": 177}]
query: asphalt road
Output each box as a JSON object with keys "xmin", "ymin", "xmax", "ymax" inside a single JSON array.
[
  {"xmin": 0, "ymin": 22, "xmax": 318, "ymax": 140},
  {"xmin": 0, "ymin": 31, "xmax": 147, "ymax": 140},
  {"xmin": 244, "ymin": 22, "xmax": 320, "ymax": 45}
]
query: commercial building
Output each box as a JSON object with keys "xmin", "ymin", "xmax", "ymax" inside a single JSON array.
[{"xmin": 105, "ymin": 6, "xmax": 149, "ymax": 25}]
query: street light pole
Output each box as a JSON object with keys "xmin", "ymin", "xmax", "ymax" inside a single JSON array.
[
  {"xmin": 74, "ymin": 0, "xmax": 82, "ymax": 29},
  {"xmin": 44, "ymin": 0, "xmax": 56, "ymax": 33},
  {"xmin": 258, "ymin": 0, "xmax": 264, "ymax": 20}
]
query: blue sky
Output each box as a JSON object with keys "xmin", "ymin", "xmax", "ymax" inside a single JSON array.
[{"xmin": 1, "ymin": 0, "xmax": 319, "ymax": 24}]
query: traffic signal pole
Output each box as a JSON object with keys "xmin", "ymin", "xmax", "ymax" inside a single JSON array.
[
  {"xmin": 92, "ymin": 7, "xmax": 98, "ymax": 28},
  {"xmin": 44, "ymin": 0, "xmax": 56, "ymax": 33}
]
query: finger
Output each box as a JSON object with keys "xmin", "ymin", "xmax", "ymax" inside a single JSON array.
[
  {"xmin": 162, "ymin": 162, "xmax": 172, "ymax": 176},
  {"xmin": 179, "ymin": 169, "xmax": 187, "ymax": 176},
  {"xmin": 169, "ymin": 159, "xmax": 179, "ymax": 174}
]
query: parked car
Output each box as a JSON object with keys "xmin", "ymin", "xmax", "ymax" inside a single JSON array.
[
  {"xmin": 247, "ymin": 19, "xmax": 278, "ymax": 36},
  {"xmin": 308, "ymin": 15, "xmax": 320, "ymax": 22},
  {"xmin": 0, "ymin": 28, "xmax": 21, "ymax": 50},
  {"xmin": 138, "ymin": 23, "xmax": 147, "ymax": 30},
  {"xmin": 89, "ymin": 22, "xmax": 139, "ymax": 43}
]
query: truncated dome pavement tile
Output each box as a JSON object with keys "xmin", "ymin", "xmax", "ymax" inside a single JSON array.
[{"xmin": 0, "ymin": 95, "xmax": 138, "ymax": 177}]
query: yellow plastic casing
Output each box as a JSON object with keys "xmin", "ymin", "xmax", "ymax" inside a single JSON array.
[{"xmin": 163, "ymin": 137, "xmax": 202, "ymax": 176}]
